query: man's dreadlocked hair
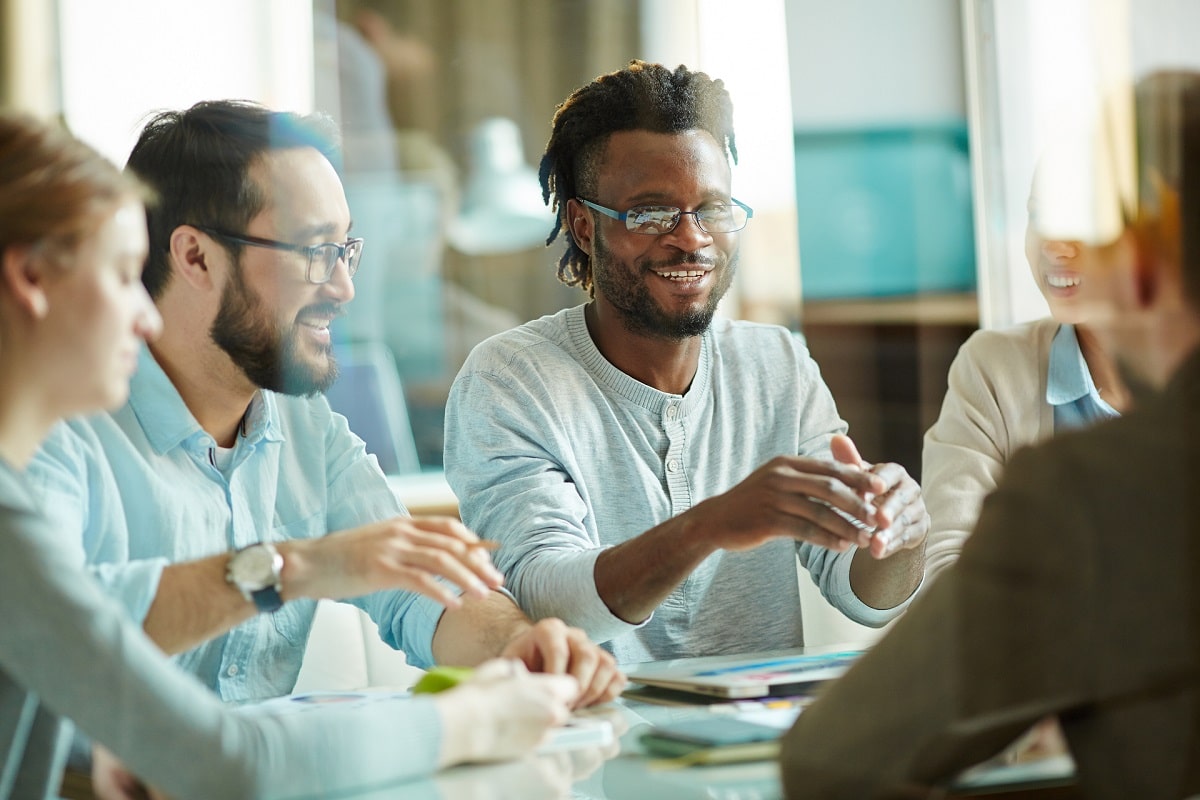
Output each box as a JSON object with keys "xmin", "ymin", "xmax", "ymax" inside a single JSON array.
[{"xmin": 538, "ymin": 60, "xmax": 737, "ymax": 294}]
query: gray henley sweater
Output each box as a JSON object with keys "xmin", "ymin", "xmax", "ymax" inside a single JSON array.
[{"xmin": 445, "ymin": 304, "xmax": 906, "ymax": 665}]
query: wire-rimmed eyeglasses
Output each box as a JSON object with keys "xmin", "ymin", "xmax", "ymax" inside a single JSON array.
[
  {"xmin": 196, "ymin": 226, "xmax": 364, "ymax": 284},
  {"xmin": 577, "ymin": 197, "xmax": 753, "ymax": 235}
]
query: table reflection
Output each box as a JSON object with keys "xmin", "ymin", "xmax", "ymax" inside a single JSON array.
[{"xmin": 332, "ymin": 699, "xmax": 783, "ymax": 800}]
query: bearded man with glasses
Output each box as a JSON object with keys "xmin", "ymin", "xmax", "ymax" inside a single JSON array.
[
  {"xmin": 444, "ymin": 61, "xmax": 930, "ymax": 665},
  {"xmin": 26, "ymin": 100, "xmax": 624, "ymax": 723}
]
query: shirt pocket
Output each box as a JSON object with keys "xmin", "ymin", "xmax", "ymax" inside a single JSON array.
[{"xmin": 269, "ymin": 597, "xmax": 317, "ymax": 648}]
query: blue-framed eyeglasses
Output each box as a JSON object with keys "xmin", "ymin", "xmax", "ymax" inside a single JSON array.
[
  {"xmin": 577, "ymin": 197, "xmax": 753, "ymax": 235},
  {"xmin": 196, "ymin": 226, "xmax": 364, "ymax": 285}
]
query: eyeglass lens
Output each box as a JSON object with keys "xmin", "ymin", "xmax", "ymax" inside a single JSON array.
[
  {"xmin": 309, "ymin": 239, "xmax": 364, "ymax": 283},
  {"xmin": 626, "ymin": 205, "xmax": 748, "ymax": 235}
]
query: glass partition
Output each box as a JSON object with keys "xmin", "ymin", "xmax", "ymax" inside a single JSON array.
[{"xmin": 316, "ymin": 0, "xmax": 800, "ymax": 470}]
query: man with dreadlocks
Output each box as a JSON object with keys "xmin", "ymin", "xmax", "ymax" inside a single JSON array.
[{"xmin": 444, "ymin": 61, "xmax": 929, "ymax": 664}]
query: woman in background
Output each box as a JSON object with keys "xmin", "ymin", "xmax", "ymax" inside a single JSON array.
[
  {"xmin": 922, "ymin": 181, "xmax": 1131, "ymax": 580},
  {"xmin": 0, "ymin": 113, "xmax": 578, "ymax": 800}
]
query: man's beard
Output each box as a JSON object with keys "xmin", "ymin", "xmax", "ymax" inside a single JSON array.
[
  {"xmin": 210, "ymin": 267, "xmax": 339, "ymax": 397},
  {"xmin": 591, "ymin": 231, "xmax": 737, "ymax": 341}
]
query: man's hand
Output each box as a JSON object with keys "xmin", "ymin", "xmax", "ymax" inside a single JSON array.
[
  {"xmin": 689, "ymin": 453, "xmax": 886, "ymax": 554},
  {"xmin": 279, "ymin": 516, "xmax": 505, "ymax": 608},
  {"xmin": 593, "ymin": 445, "xmax": 899, "ymax": 624},
  {"xmin": 499, "ymin": 618, "xmax": 627, "ymax": 708},
  {"xmin": 830, "ymin": 435, "xmax": 929, "ymax": 560}
]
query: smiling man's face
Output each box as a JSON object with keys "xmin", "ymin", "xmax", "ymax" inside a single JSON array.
[
  {"xmin": 583, "ymin": 129, "xmax": 739, "ymax": 341},
  {"xmin": 210, "ymin": 146, "xmax": 355, "ymax": 396}
]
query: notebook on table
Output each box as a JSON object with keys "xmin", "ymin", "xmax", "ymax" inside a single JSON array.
[{"xmin": 623, "ymin": 647, "xmax": 864, "ymax": 700}]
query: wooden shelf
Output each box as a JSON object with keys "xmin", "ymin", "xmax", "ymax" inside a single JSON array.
[
  {"xmin": 387, "ymin": 471, "xmax": 460, "ymax": 518},
  {"xmin": 801, "ymin": 292, "xmax": 978, "ymax": 327}
]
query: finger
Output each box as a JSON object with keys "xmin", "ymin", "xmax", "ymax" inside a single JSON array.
[
  {"xmin": 400, "ymin": 515, "xmax": 480, "ymax": 541},
  {"xmin": 389, "ymin": 546, "xmax": 495, "ymax": 599},
  {"xmin": 387, "ymin": 567, "xmax": 465, "ymax": 608},
  {"xmin": 863, "ymin": 462, "xmax": 914, "ymax": 511},
  {"xmin": 542, "ymin": 673, "xmax": 583, "ymax": 710},
  {"xmin": 777, "ymin": 465, "xmax": 892, "ymax": 510},
  {"xmin": 405, "ymin": 519, "xmax": 504, "ymax": 573},
  {"xmin": 772, "ymin": 470, "xmax": 882, "ymax": 528},
  {"xmin": 527, "ymin": 619, "xmax": 571, "ymax": 676},
  {"xmin": 775, "ymin": 456, "xmax": 886, "ymax": 497},
  {"xmin": 401, "ymin": 531, "xmax": 504, "ymax": 587},
  {"xmin": 576, "ymin": 655, "xmax": 625, "ymax": 708},
  {"xmin": 403, "ymin": 519, "xmax": 505, "ymax": 574},
  {"xmin": 829, "ymin": 434, "xmax": 866, "ymax": 468},
  {"xmin": 868, "ymin": 506, "xmax": 928, "ymax": 558},
  {"xmin": 561, "ymin": 634, "xmax": 601, "ymax": 708},
  {"xmin": 768, "ymin": 492, "xmax": 875, "ymax": 548}
]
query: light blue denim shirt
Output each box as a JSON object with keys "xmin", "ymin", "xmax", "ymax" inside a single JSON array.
[
  {"xmin": 27, "ymin": 347, "xmax": 446, "ymax": 703},
  {"xmin": 1047, "ymin": 324, "xmax": 1120, "ymax": 432}
]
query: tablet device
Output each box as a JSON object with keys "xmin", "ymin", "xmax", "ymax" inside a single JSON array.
[{"xmin": 625, "ymin": 647, "xmax": 863, "ymax": 699}]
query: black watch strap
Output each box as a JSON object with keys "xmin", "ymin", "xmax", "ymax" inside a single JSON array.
[{"xmin": 249, "ymin": 585, "xmax": 284, "ymax": 614}]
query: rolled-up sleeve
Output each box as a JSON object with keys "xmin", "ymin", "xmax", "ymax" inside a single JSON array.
[{"xmin": 800, "ymin": 542, "xmax": 919, "ymax": 627}]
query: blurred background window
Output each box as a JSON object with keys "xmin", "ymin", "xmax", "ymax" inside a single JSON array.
[{"xmin": 1, "ymin": 0, "xmax": 1191, "ymax": 484}]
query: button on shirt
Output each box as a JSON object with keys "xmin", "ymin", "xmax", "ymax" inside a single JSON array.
[
  {"xmin": 1047, "ymin": 324, "xmax": 1120, "ymax": 432},
  {"xmin": 27, "ymin": 347, "xmax": 446, "ymax": 703}
]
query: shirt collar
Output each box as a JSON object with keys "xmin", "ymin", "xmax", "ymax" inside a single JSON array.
[
  {"xmin": 1046, "ymin": 323, "xmax": 1101, "ymax": 406},
  {"xmin": 127, "ymin": 345, "xmax": 285, "ymax": 454},
  {"xmin": 566, "ymin": 303, "xmax": 710, "ymax": 415}
]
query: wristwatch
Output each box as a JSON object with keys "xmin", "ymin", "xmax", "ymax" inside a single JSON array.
[{"xmin": 225, "ymin": 542, "xmax": 285, "ymax": 613}]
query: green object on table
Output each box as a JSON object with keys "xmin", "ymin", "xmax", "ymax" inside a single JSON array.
[{"xmin": 412, "ymin": 666, "xmax": 474, "ymax": 694}]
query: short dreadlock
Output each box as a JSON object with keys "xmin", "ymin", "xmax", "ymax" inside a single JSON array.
[{"xmin": 538, "ymin": 60, "xmax": 737, "ymax": 294}]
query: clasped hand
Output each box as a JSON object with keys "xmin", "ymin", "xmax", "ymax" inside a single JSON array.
[{"xmin": 701, "ymin": 434, "xmax": 929, "ymax": 559}]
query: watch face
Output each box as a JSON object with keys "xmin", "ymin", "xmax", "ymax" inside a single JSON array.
[{"xmin": 230, "ymin": 544, "xmax": 281, "ymax": 589}]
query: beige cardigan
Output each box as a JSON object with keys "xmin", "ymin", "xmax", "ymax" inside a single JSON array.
[{"xmin": 922, "ymin": 318, "xmax": 1059, "ymax": 580}]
